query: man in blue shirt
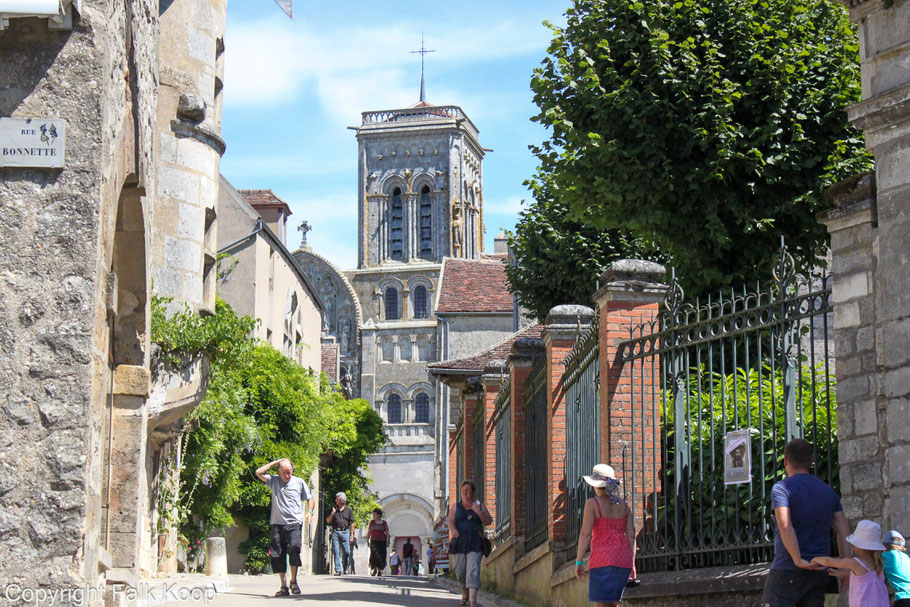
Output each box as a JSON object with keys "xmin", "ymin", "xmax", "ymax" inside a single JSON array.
[{"xmin": 760, "ymin": 439, "xmax": 851, "ymax": 607}]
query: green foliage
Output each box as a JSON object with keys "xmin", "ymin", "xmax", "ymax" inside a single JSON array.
[
  {"xmin": 151, "ymin": 296, "xmax": 387, "ymax": 572},
  {"xmin": 660, "ymin": 362, "xmax": 838, "ymax": 546},
  {"xmin": 507, "ymin": 171, "xmax": 664, "ymax": 321},
  {"xmin": 530, "ymin": 0, "xmax": 871, "ymax": 297}
]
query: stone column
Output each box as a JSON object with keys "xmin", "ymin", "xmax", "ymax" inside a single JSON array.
[
  {"xmin": 593, "ymin": 260, "xmax": 667, "ymax": 533},
  {"xmin": 507, "ymin": 338, "xmax": 546, "ymax": 546},
  {"xmin": 481, "ymin": 360, "xmax": 506, "ymax": 522},
  {"xmin": 542, "ymin": 305, "xmax": 595, "ymax": 545},
  {"xmin": 827, "ymin": 0, "xmax": 910, "ymax": 528}
]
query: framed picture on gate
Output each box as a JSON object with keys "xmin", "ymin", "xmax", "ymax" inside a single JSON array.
[{"xmin": 724, "ymin": 429, "xmax": 752, "ymax": 485}]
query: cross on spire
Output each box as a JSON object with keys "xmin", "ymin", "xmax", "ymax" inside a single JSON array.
[
  {"xmin": 298, "ymin": 220, "xmax": 312, "ymax": 248},
  {"xmin": 410, "ymin": 34, "xmax": 436, "ymax": 103}
]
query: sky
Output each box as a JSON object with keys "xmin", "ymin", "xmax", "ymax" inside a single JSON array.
[{"xmin": 219, "ymin": 0, "xmax": 568, "ymax": 270}]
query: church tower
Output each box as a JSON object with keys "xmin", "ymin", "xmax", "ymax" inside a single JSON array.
[
  {"xmin": 343, "ymin": 88, "xmax": 488, "ymax": 551},
  {"xmin": 355, "ymin": 103, "xmax": 485, "ymax": 268}
]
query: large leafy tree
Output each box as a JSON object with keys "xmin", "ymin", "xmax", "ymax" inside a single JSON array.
[
  {"xmin": 507, "ymin": 171, "xmax": 662, "ymax": 321},
  {"xmin": 530, "ymin": 0, "xmax": 871, "ymax": 296}
]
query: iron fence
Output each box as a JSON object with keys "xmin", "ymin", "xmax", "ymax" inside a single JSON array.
[
  {"xmin": 564, "ymin": 317, "xmax": 601, "ymax": 556},
  {"xmin": 472, "ymin": 404, "xmax": 485, "ymax": 503},
  {"xmin": 616, "ymin": 246, "xmax": 837, "ymax": 572},
  {"xmin": 524, "ymin": 357, "xmax": 549, "ymax": 552},
  {"xmin": 493, "ymin": 381, "xmax": 512, "ymax": 545}
]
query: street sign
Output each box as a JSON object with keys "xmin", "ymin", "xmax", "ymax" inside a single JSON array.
[{"xmin": 0, "ymin": 117, "xmax": 65, "ymax": 168}]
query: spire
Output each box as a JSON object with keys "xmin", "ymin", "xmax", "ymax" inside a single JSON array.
[{"xmin": 410, "ymin": 33, "xmax": 436, "ymax": 103}]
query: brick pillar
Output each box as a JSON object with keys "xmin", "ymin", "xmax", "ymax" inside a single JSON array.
[
  {"xmin": 481, "ymin": 361, "xmax": 506, "ymax": 522},
  {"xmin": 462, "ymin": 383, "xmax": 480, "ymax": 493},
  {"xmin": 593, "ymin": 260, "xmax": 667, "ymax": 533},
  {"xmin": 449, "ymin": 425, "xmax": 460, "ymax": 506},
  {"xmin": 543, "ymin": 305, "xmax": 594, "ymax": 544},
  {"xmin": 507, "ymin": 337, "xmax": 545, "ymax": 543},
  {"xmin": 827, "ymin": 0, "xmax": 910, "ymax": 530}
]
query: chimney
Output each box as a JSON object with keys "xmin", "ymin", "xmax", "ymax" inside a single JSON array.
[{"xmin": 494, "ymin": 232, "xmax": 509, "ymax": 255}]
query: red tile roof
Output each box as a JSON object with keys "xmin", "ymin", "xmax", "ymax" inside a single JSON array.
[
  {"xmin": 238, "ymin": 189, "xmax": 292, "ymax": 215},
  {"xmin": 436, "ymin": 257, "xmax": 514, "ymax": 314},
  {"xmin": 427, "ymin": 324, "xmax": 543, "ymax": 374}
]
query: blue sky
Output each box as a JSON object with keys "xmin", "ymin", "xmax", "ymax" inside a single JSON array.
[{"xmin": 219, "ymin": 0, "xmax": 568, "ymax": 269}]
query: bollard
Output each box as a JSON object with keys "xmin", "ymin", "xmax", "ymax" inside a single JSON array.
[{"xmin": 205, "ymin": 537, "xmax": 228, "ymax": 577}]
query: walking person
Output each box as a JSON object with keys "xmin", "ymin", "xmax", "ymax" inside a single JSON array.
[
  {"xmin": 367, "ymin": 508, "xmax": 390, "ymax": 576},
  {"xmin": 761, "ymin": 438, "xmax": 851, "ymax": 607},
  {"xmin": 403, "ymin": 537, "xmax": 415, "ymax": 576},
  {"xmin": 325, "ymin": 491, "xmax": 355, "ymax": 576},
  {"xmin": 389, "ymin": 549, "xmax": 400, "ymax": 575},
  {"xmin": 812, "ymin": 519, "xmax": 890, "ymax": 606},
  {"xmin": 573, "ymin": 464, "xmax": 635, "ymax": 606},
  {"xmin": 882, "ymin": 530, "xmax": 910, "ymax": 606},
  {"xmin": 254, "ymin": 458, "xmax": 314, "ymax": 597},
  {"xmin": 427, "ymin": 544, "xmax": 434, "ymax": 575},
  {"xmin": 447, "ymin": 480, "xmax": 492, "ymax": 607}
]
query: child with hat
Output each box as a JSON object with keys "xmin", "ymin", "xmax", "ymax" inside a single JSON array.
[
  {"xmin": 812, "ymin": 519, "xmax": 890, "ymax": 606},
  {"xmin": 883, "ymin": 530, "xmax": 910, "ymax": 607}
]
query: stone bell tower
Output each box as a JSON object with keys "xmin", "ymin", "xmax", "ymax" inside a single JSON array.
[{"xmin": 354, "ymin": 100, "xmax": 485, "ymax": 269}]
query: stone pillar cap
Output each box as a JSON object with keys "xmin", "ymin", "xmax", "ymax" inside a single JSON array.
[
  {"xmin": 599, "ymin": 259, "xmax": 666, "ymax": 285},
  {"xmin": 545, "ymin": 304, "xmax": 595, "ymax": 326},
  {"xmin": 483, "ymin": 359, "xmax": 507, "ymax": 374}
]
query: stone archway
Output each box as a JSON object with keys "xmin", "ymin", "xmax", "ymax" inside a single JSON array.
[{"xmin": 380, "ymin": 493, "xmax": 435, "ymax": 574}]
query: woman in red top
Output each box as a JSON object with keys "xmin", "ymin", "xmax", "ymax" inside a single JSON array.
[
  {"xmin": 574, "ymin": 464, "xmax": 636, "ymax": 606},
  {"xmin": 367, "ymin": 508, "xmax": 390, "ymax": 576}
]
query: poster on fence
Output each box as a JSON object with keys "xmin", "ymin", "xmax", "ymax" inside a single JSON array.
[{"xmin": 724, "ymin": 429, "xmax": 752, "ymax": 485}]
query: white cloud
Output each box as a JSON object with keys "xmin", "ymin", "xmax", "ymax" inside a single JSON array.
[{"xmin": 223, "ymin": 15, "xmax": 551, "ymax": 123}]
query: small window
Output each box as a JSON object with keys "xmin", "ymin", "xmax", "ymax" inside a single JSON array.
[
  {"xmin": 387, "ymin": 394, "xmax": 402, "ymax": 424},
  {"xmin": 385, "ymin": 287, "xmax": 399, "ymax": 320},
  {"xmin": 415, "ymin": 393, "xmax": 430, "ymax": 423},
  {"xmin": 417, "ymin": 334, "xmax": 432, "ymax": 361},
  {"xmin": 381, "ymin": 336, "xmax": 395, "ymax": 362},
  {"xmin": 390, "ymin": 188, "xmax": 403, "ymax": 260},
  {"xmin": 414, "ymin": 285, "xmax": 428, "ymax": 319}
]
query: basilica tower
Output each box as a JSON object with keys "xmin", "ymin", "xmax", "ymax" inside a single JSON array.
[{"xmin": 355, "ymin": 104, "xmax": 485, "ymax": 268}]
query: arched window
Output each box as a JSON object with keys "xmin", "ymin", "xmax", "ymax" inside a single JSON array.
[
  {"xmin": 380, "ymin": 336, "xmax": 395, "ymax": 362},
  {"xmin": 419, "ymin": 185, "xmax": 432, "ymax": 259},
  {"xmin": 417, "ymin": 334, "xmax": 432, "ymax": 361},
  {"xmin": 387, "ymin": 394, "xmax": 402, "ymax": 424},
  {"xmin": 413, "ymin": 285, "xmax": 428, "ymax": 319},
  {"xmin": 390, "ymin": 187, "xmax": 404, "ymax": 260},
  {"xmin": 385, "ymin": 287, "xmax": 399, "ymax": 320},
  {"xmin": 284, "ymin": 291, "xmax": 298, "ymax": 357},
  {"xmin": 398, "ymin": 335, "xmax": 412, "ymax": 361},
  {"xmin": 415, "ymin": 393, "xmax": 430, "ymax": 423}
]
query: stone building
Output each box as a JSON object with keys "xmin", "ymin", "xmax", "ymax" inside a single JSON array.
[{"xmin": 0, "ymin": 0, "xmax": 272, "ymax": 600}]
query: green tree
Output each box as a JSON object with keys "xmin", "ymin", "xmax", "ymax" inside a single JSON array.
[
  {"xmin": 530, "ymin": 0, "xmax": 871, "ymax": 296},
  {"xmin": 507, "ymin": 170, "xmax": 663, "ymax": 321}
]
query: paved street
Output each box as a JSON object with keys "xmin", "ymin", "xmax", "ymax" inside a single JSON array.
[{"xmin": 165, "ymin": 574, "xmax": 469, "ymax": 607}]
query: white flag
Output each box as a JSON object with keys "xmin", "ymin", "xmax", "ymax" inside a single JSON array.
[{"xmin": 273, "ymin": 0, "xmax": 291, "ymax": 18}]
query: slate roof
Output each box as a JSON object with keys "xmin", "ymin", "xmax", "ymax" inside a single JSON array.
[
  {"xmin": 238, "ymin": 189, "xmax": 292, "ymax": 214},
  {"xmin": 427, "ymin": 324, "xmax": 543, "ymax": 375},
  {"xmin": 436, "ymin": 257, "xmax": 513, "ymax": 314}
]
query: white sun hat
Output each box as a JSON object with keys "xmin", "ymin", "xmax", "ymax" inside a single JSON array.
[
  {"xmin": 847, "ymin": 520, "xmax": 887, "ymax": 552},
  {"xmin": 583, "ymin": 464, "xmax": 616, "ymax": 488},
  {"xmin": 883, "ymin": 530, "xmax": 906, "ymax": 547}
]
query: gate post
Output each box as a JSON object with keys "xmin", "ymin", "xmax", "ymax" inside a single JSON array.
[
  {"xmin": 593, "ymin": 260, "xmax": 667, "ymax": 534},
  {"xmin": 543, "ymin": 305, "xmax": 594, "ymax": 547}
]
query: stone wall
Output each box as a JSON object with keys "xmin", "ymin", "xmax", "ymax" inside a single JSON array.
[
  {"xmin": 0, "ymin": 0, "xmax": 158, "ymax": 595},
  {"xmin": 824, "ymin": 0, "xmax": 910, "ymax": 531}
]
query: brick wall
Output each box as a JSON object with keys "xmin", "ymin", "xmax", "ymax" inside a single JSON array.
[{"xmin": 507, "ymin": 340, "xmax": 542, "ymax": 539}]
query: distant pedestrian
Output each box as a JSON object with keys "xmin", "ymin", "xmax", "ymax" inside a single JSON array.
[
  {"xmin": 573, "ymin": 464, "xmax": 635, "ymax": 606},
  {"xmin": 812, "ymin": 519, "xmax": 890, "ymax": 606},
  {"xmin": 254, "ymin": 458, "xmax": 314, "ymax": 597},
  {"xmin": 447, "ymin": 480, "xmax": 492, "ymax": 607},
  {"xmin": 403, "ymin": 537, "xmax": 415, "ymax": 575},
  {"xmin": 882, "ymin": 530, "xmax": 910, "ymax": 606},
  {"xmin": 390, "ymin": 549, "xmax": 400, "ymax": 575},
  {"xmin": 760, "ymin": 438, "xmax": 851, "ymax": 607},
  {"xmin": 368, "ymin": 508, "xmax": 390, "ymax": 576},
  {"xmin": 427, "ymin": 545, "xmax": 434, "ymax": 575},
  {"xmin": 325, "ymin": 491, "xmax": 355, "ymax": 576}
]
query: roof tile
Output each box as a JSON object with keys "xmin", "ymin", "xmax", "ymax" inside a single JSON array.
[
  {"xmin": 427, "ymin": 324, "xmax": 543, "ymax": 373},
  {"xmin": 437, "ymin": 257, "xmax": 513, "ymax": 314}
]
